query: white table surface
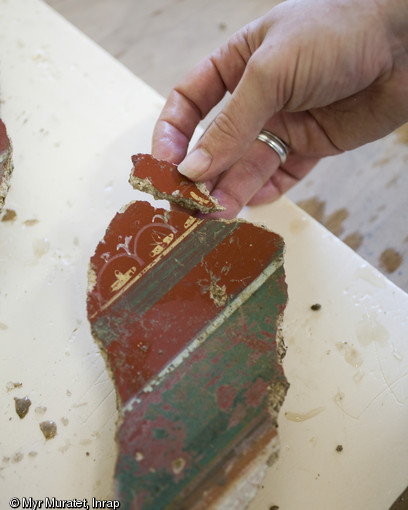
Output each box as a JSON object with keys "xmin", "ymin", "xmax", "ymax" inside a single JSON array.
[{"xmin": 0, "ymin": 2, "xmax": 407, "ymax": 509}]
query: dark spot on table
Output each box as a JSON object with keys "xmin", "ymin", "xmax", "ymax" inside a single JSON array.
[
  {"xmin": 324, "ymin": 208, "xmax": 349, "ymax": 237},
  {"xmin": 343, "ymin": 231, "xmax": 364, "ymax": 251},
  {"xmin": 297, "ymin": 197, "xmax": 326, "ymax": 223},
  {"xmin": 379, "ymin": 248, "xmax": 403, "ymax": 273}
]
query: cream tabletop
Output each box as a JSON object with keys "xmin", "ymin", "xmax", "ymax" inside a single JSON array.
[{"xmin": 0, "ymin": 1, "xmax": 407, "ymax": 509}]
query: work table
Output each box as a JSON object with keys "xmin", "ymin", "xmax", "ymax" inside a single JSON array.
[{"xmin": 0, "ymin": 2, "xmax": 407, "ymax": 509}]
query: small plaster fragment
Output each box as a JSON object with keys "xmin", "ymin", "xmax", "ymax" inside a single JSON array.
[
  {"xmin": 171, "ymin": 457, "xmax": 186, "ymax": 475},
  {"xmin": 34, "ymin": 406, "xmax": 47, "ymax": 416},
  {"xmin": 14, "ymin": 396, "xmax": 32, "ymax": 418},
  {"xmin": 6, "ymin": 381, "xmax": 22, "ymax": 391},
  {"xmin": 0, "ymin": 119, "xmax": 13, "ymax": 213},
  {"xmin": 130, "ymin": 153, "xmax": 223, "ymax": 213},
  {"xmin": 1, "ymin": 208, "xmax": 16, "ymax": 222},
  {"xmin": 40, "ymin": 420, "xmax": 57, "ymax": 440}
]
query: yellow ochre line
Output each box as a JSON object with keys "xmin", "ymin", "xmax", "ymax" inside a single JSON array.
[{"xmin": 90, "ymin": 217, "xmax": 203, "ymax": 319}]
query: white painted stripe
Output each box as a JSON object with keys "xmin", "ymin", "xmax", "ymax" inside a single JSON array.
[{"xmin": 122, "ymin": 254, "xmax": 284, "ymax": 414}]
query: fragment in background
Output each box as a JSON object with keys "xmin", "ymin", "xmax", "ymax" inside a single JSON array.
[{"xmin": 0, "ymin": 119, "xmax": 13, "ymax": 212}]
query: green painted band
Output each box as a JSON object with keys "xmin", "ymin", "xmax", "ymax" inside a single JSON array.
[{"xmin": 93, "ymin": 220, "xmax": 240, "ymax": 347}]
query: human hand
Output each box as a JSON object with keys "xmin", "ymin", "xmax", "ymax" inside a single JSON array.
[{"xmin": 152, "ymin": 0, "xmax": 408, "ymax": 218}]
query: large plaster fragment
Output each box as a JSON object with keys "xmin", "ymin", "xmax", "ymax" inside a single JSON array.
[
  {"xmin": 87, "ymin": 157, "xmax": 288, "ymax": 510},
  {"xmin": 0, "ymin": 119, "xmax": 13, "ymax": 212},
  {"xmin": 130, "ymin": 153, "xmax": 224, "ymax": 213}
]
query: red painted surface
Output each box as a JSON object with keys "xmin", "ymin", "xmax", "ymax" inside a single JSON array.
[
  {"xmin": 88, "ymin": 201, "xmax": 282, "ymax": 404},
  {"xmin": 130, "ymin": 153, "xmax": 222, "ymax": 212},
  {"xmin": 0, "ymin": 119, "xmax": 9, "ymax": 154},
  {"xmin": 87, "ymin": 191, "xmax": 288, "ymax": 509},
  {"xmin": 0, "ymin": 118, "xmax": 12, "ymax": 209}
]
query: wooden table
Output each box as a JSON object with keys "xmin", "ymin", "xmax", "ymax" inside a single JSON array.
[{"xmin": 0, "ymin": 2, "xmax": 407, "ymax": 509}]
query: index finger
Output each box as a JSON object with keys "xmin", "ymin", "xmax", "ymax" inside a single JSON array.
[{"xmin": 151, "ymin": 31, "xmax": 251, "ymax": 163}]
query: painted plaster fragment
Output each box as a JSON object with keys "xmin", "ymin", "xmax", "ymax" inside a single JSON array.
[
  {"xmin": 87, "ymin": 199, "xmax": 288, "ymax": 510},
  {"xmin": 0, "ymin": 119, "xmax": 13, "ymax": 213},
  {"xmin": 129, "ymin": 153, "xmax": 223, "ymax": 214}
]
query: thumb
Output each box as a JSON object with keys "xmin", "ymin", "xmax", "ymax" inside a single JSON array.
[{"xmin": 178, "ymin": 49, "xmax": 282, "ymax": 182}]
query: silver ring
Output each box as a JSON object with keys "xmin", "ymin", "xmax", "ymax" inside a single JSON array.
[{"xmin": 256, "ymin": 129, "xmax": 289, "ymax": 164}]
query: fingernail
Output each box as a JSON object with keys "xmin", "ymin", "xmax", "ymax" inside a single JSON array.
[{"xmin": 178, "ymin": 148, "xmax": 212, "ymax": 180}]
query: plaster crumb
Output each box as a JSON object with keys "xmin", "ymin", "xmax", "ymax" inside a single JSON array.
[
  {"xmin": 87, "ymin": 266, "xmax": 97, "ymax": 292},
  {"xmin": 210, "ymin": 281, "xmax": 228, "ymax": 307},
  {"xmin": 40, "ymin": 420, "xmax": 57, "ymax": 440},
  {"xmin": 285, "ymin": 406, "xmax": 325, "ymax": 422},
  {"xmin": 171, "ymin": 457, "xmax": 186, "ymax": 475},
  {"xmin": 6, "ymin": 381, "xmax": 22, "ymax": 391},
  {"xmin": 14, "ymin": 396, "xmax": 32, "ymax": 418},
  {"xmin": 12, "ymin": 451, "xmax": 24, "ymax": 463},
  {"xmin": 35, "ymin": 406, "xmax": 47, "ymax": 416},
  {"xmin": 1, "ymin": 208, "xmax": 16, "ymax": 222}
]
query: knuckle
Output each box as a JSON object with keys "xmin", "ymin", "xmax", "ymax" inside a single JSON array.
[
  {"xmin": 246, "ymin": 48, "xmax": 271, "ymax": 78},
  {"xmin": 211, "ymin": 110, "xmax": 240, "ymax": 140},
  {"xmin": 209, "ymin": 108, "xmax": 248, "ymax": 152}
]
